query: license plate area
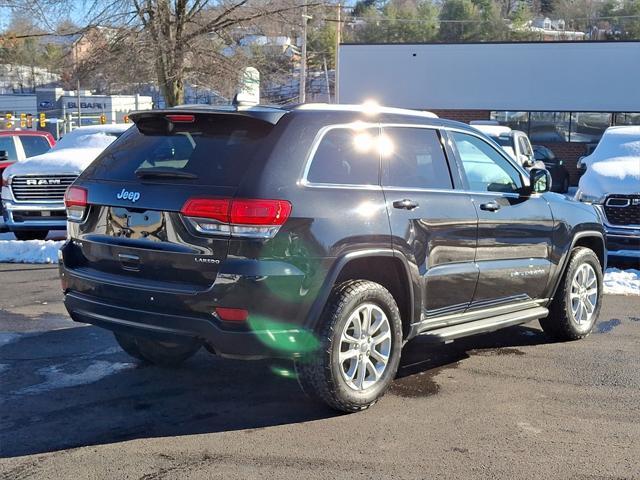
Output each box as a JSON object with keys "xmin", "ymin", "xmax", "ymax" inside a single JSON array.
[{"xmin": 106, "ymin": 207, "xmax": 167, "ymax": 241}]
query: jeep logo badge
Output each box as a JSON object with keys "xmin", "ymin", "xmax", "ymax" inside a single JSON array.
[{"xmin": 116, "ymin": 188, "xmax": 141, "ymax": 203}]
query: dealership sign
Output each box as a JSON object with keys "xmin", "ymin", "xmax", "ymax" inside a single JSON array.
[{"xmin": 67, "ymin": 101, "xmax": 105, "ymax": 110}]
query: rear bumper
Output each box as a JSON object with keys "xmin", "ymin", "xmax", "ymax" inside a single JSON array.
[
  {"xmin": 64, "ymin": 291, "xmax": 304, "ymax": 359},
  {"xmin": 1, "ymin": 199, "xmax": 67, "ymax": 231},
  {"xmin": 60, "ymin": 249, "xmax": 324, "ymax": 359}
]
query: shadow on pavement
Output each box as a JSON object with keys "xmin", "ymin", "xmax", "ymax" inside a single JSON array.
[{"xmin": 0, "ymin": 322, "xmax": 550, "ymax": 458}]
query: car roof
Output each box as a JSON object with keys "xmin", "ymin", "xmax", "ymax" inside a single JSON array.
[
  {"xmin": 130, "ymin": 104, "xmax": 479, "ymax": 131},
  {"xmin": 69, "ymin": 124, "xmax": 131, "ymax": 133},
  {"xmin": 0, "ymin": 130, "xmax": 53, "ymax": 137},
  {"xmin": 470, "ymin": 124, "xmax": 513, "ymax": 137}
]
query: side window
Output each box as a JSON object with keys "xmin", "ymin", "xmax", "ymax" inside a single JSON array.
[
  {"xmin": 451, "ymin": 131, "xmax": 523, "ymax": 194},
  {"xmin": 518, "ymin": 136, "xmax": 533, "ymax": 157},
  {"xmin": 0, "ymin": 137, "xmax": 18, "ymax": 161},
  {"xmin": 382, "ymin": 127, "xmax": 452, "ymax": 189},
  {"xmin": 19, "ymin": 136, "xmax": 52, "ymax": 158},
  {"xmin": 307, "ymin": 128, "xmax": 379, "ymax": 185}
]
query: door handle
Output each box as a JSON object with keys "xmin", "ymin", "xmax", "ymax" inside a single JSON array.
[
  {"xmin": 479, "ymin": 201, "xmax": 501, "ymax": 212},
  {"xmin": 393, "ymin": 199, "xmax": 419, "ymax": 210}
]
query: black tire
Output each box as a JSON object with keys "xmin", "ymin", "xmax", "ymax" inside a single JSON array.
[
  {"xmin": 540, "ymin": 247, "xmax": 603, "ymax": 341},
  {"xmin": 135, "ymin": 336, "xmax": 201, "ymax": 367},
  {"xmin": 13, "ymin": 230, "xmax": 49, "ymax": 241},
  {"xmin": 113, "ymin": 332, "xmax": 146, "ymax": 362},
  {"xmin": 295, "ymin": 280, "xmax": 403, "ymax": 413}
]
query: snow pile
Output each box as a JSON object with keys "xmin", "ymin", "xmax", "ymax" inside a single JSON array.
[
  {"xmin": 0, "ymin": 238, "xmax": 63, "ymax": 263},
  {"xmin": 604, "ymin": 268, "xmax": 640, "ymax": 296},
  {"xmin": 577, "ymin": 126, "xmax": 640, "ymax": 198}
]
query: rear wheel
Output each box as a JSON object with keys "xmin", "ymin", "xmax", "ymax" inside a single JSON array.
[
  {"xmin": 296, "ymin": 280, "xmax": 403, "ymax": 413},
  {"xmin": 13, "ymin": 230, "xmax": 48, "ymax": 241},
  {"xmin": 113, "ymin": 332, "xmax": 146, "ymax": 362},
  {"xmin": 540, "ymin": 247, "xmax": 603, "ymax": 341},
  {"xmin": 135, "ymin": 337, "xmax": 201, "ymax": 367}
]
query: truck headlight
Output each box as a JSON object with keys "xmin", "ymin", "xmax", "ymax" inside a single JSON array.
[{"xmin": 575, "ymin": 190, "xmax": 605, "ymax": 204}]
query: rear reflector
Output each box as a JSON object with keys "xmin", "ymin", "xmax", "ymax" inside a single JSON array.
[
  {"xmin": 215, "ymin": 307, "xmax": 248, "ymax": 322},
  {"xmin": 65, "ymin": 186, "xmax": 88, "ymax": 222},
  {"xmin": 166, "ymin": 114, "xmax": 195, "ymax": 123},
  {"xmin": 181, "ymin": 197, "xmax": 292, "ymax": 238}
]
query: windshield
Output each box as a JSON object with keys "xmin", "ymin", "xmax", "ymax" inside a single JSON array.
[{"xmin": 54, "ymin": 129, "xmax": 125, "ymax": 151}]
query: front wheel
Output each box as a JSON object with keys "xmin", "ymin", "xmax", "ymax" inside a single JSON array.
[
  {"xmin": 540, "ymin": 247, "xmax": 603, "ymax": 341},
  {"xmin": 296, "ymin": 280, "xmax": 403, "ymax": 412}
]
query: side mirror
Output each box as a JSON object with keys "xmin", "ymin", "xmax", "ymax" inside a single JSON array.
[
  {"xmin": 520, "ymin": 155, "xmax": 534, "ymax": 168},
  {"xmin": 577, "ymin": 156, "xmax": 586, "ymax": 171},
  {"xmin": 0, "ymin": 150, "xmax": 8, "ymax": 162},
  {"xmin": 529, "ymin": 168, "xmax": 551, "ymax": 194}
]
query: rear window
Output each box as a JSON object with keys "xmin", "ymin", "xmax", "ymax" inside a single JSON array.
[
  {"xmin": 85, "ymin": 115, "xmax": 273, "ymax": 186},
  {"xmin": 19, "ymin": 135, "xmax": 51, "ymax": 158}
]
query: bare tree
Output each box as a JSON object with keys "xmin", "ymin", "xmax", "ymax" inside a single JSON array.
[{"xmin": 3, "ymin": 0, "xmax": 313, "ymax": 105}]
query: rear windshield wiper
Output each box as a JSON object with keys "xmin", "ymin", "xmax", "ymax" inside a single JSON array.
[{"xmin": 135, "ymin": 167, "xmax": 198, "ymax": 179}]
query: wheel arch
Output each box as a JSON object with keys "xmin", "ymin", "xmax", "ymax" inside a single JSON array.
[
  {"xmin": 306, "ymin": 249, "xmax": 416, "ymax": 339},
  {"xmin": 550, "ymin": 230, "xmax": 606, "ymax": 301}
]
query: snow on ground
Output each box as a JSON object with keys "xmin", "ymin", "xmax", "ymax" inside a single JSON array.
[
  {"xmin": 604, "ymin": 268, "xmax": 640, "ymax": 296},
  {"xmin": 16, "ymin": 361, "xmax": 135, "ymax": 395},
  {"xmin": 0, "ymin": 232, "xmax": 64, "ymax": 263}
]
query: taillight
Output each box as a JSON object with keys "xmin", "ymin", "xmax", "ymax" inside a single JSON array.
[
  {"xmin": 181, "ymin": 197, "xmax": 292, "ymax": 238},
  {"xmin": 64, "ymin": 186, "xmax": 88, "ymax": 222}
]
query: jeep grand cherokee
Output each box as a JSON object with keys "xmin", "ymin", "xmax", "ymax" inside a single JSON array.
[{"xmin": 59, "ymin": 104, "xmax": 606, "ymax": 412}]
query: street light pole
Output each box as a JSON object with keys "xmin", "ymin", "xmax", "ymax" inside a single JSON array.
[{"xmin": 299, "ymin": 4, "xmax": 310, "ymax": 104}]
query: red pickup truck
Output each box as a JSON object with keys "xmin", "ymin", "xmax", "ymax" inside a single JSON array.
[{"xmin": 0, "ymin": 130, "xmax": 56, "ymax": 175}]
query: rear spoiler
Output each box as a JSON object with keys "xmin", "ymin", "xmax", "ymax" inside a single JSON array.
[{"xmin": 129, "ymin": 106, "xmax": 288, "ymax": 126}]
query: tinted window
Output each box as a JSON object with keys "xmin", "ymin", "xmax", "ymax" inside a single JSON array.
[
  {"xmin": 614, "ymin": 113, "xmax": 640, "ymax": 126},
  {"xmin": 451, "ymin": 132, "xmax": 522, "ymax": 194},
  {"xmin": 307, "ymin": 128, "xmax": 379, "ymax": 185},
  {"xmin": 85, "ymin": 116, "xmax": 272, "ymax": 186},
  {"xmin": 382, "ymin": 127, "xmax": 452, "ymax": 189},
  {"xmin": 0, "ymin": 137, "xmax": 18, "ymax": 161},
  {"xmin": 19, "ymin": 135, "xmax": 51, "ymax": 158}
]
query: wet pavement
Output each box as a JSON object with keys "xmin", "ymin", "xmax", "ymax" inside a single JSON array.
[{"xmin": 1, "ymin": 264, "xmax": 639, "ymax": 479}]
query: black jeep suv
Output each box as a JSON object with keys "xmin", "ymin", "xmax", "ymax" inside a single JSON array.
[{"xmin": 59, "ymin": 104, "xmax": 606, "ymax": 412}]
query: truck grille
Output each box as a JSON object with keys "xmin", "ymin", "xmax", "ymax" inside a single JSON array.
[
  {"xmin": 10, "ymin": 175, "xmax": 77, "ymax": 202},
  {"xmin": 604, "ymin": 195, "xmax": 640, "ymax": 226}
]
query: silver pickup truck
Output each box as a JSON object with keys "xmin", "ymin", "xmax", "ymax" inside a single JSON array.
[{"xmin": 1, "ymin": 124, "xmax": 130, "ymax": 240}]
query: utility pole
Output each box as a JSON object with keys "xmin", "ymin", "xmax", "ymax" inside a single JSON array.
[
  {"xmin": 76, "ymin": 78, "xmax": 82, "ymax": 128},
  {"xmin": 299, "ymin": 4, "xmax": 311, "ymax": 104},
  {"xmin": 335, "ymin": 3, "xmax": 341, "ymax": 103}
]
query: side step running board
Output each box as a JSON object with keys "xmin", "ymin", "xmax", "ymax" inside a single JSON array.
[{"xmin": 417, "ymin": 306, "xmax": 548, "ymax": 344}]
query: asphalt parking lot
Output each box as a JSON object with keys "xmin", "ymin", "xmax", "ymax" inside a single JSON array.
[{"xmin": 1, "ymin": 263, "xmax": 639, "ymax": 479}]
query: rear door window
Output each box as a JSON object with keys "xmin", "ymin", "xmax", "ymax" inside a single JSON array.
[
  {"xmin": 85, "ymin": 115, "xmax": 274, "ymax": 186},
  {"xmin": 382, "ymin": 127, "xmax": 452, "ymax": 189},
  {"xmin": 307, "ymin": 127, "xmax": 379, "ymax": 185},
  {"xmin": 19, "ymin": 135, "xmax": 52, "ymax": 158}
]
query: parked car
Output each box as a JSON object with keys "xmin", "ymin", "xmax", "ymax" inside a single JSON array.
[
  {"xmin": 470, "ymin": 122, "xmax": 540, "ymax": 169},
  {"xmin": 1, "ymin": 124, "xmax": 130, "ymax": 240},
  {"xmin": 533, "ymin": 145, "xmax": 571, "ymax": 193},
  {"xmin": 0, "ymin": 130, "xmax": 56, "ymax": 232},
  {"xmin": 60, "ymin": 104, "xmax": 605, "ymax": 412},
  {"xmin": 575, "ymin": 126, "xmax": 640, "ymax": 258}
]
